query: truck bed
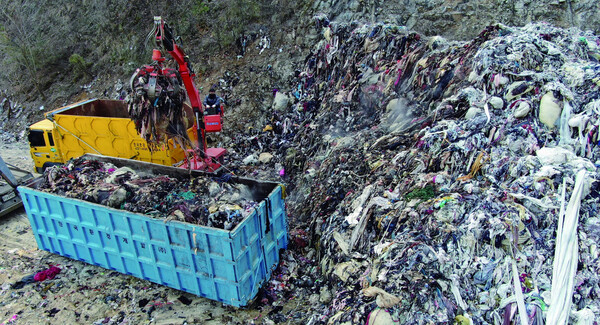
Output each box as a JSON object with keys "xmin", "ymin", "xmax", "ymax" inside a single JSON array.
[{"xmin": 46, "ymin": 99, "xmax": 195, "ymax": 167}]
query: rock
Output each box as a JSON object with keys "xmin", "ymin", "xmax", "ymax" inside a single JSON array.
[
  {"xmin": 258, "ymin": 152, "xmax": 274, "ymax": 163},
  {"xmin": 488, "ymin": 96, "xmax": 504, "ymax": 109},
  {"xmin": 539, "ymin": 92, "xmax": 562, "ymax": 128},
  {"xmin": 272, "ymin": 92, "xmax": 289, "ymax": 111},
  {"xmin": 513, "ymin": 100, "xmax": 531, "ymax": 118}
]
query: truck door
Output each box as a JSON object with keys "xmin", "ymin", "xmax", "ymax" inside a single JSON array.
[{"xmin": 28, "ymin": 128, "xmax": 60, "ymax": 173}]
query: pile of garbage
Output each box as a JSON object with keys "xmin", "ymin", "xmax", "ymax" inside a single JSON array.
[
  {"xmin": 37, "ymin": 158, "xmax": 257, "ymax": 230},
  {"xmin": 232, "ymin": 21, "xmax": 600, "ymax": 324}
]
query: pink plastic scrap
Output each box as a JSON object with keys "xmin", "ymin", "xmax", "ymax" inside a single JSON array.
[{"xmin": 33, "ymin": 265, "xmax": 61, "ymax": 282}]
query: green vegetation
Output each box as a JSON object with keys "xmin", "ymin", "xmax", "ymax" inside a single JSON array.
[
  {"xmin": 191, "ymin": 0, "xmax": 210, "ymax": 18},
  {"xmin": 69, "ymin": 54, "xmax": 92, "ymax": 81},
  {"xmin": 0, "ymin": 0, "xmax": 300, "ymax": 110},
  {"xmin": 0, "ymin": 2, "xmax": 55, "ymax": 99},
  {"xmin": 213, "ymin": 0, "xmax": 263, "ymax": 48},
  {"xmin": 405, "ymin": 185, "xmax": 436, "ymax": 201}
]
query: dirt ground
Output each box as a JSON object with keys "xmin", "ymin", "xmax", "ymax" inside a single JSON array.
[{"xmin": 0, "ymin": 139, "xmax": 298, "ymax": 325}]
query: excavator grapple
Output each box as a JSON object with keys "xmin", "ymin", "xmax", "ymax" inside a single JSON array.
[{"xmin": 127, "ymin": 17, "xmax": 225, "ymax": 171}]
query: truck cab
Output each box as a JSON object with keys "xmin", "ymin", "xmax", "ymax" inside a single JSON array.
[{"xmin": 28, "ymin": 119, "xmax": 62, "ymax": 173}]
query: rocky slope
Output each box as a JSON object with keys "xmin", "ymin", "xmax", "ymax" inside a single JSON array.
[{"xmin": 315, "ymin": 0, "xmax": 599, "ymax": 40}]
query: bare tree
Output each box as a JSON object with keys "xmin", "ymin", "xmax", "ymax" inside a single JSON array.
[{"xmin": 0, "ymin": 2, "xmax": 49, "ymax": 99}]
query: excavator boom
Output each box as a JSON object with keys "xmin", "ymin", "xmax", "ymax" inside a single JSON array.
[{"xmin": 127, "ymin": 16, "xmax": 225, "ymax": 171}]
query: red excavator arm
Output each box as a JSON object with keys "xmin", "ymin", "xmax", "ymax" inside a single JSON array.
[
  {"xmin": 132, "ymin": 16, "xmax": 225, "ymax": 171},
  {"xmin": 151, "ymin": 17, "xmax": 202, "ymax": 117}
]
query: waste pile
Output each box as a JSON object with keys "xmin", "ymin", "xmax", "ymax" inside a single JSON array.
[
  {"xmin": 227, "ymin": 21, "xmax": 600, "ymax": 324},
  {"xmin": 37, "ymin": 157, "xmax": 257, "ymax": 230}
]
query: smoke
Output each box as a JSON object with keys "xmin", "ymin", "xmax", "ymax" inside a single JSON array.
[{"xmin": 381, "ymin": 97, "xmax": 418, "ymax": 133}]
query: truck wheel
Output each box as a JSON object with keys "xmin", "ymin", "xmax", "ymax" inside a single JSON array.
[{"xmin": 41, "ymin": 162, "xmax": 63, "ymax": 173}]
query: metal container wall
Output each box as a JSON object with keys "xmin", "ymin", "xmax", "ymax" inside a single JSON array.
[{"xmin": 18, "ymin": 155, "xmax": 288, "ymax": 307}]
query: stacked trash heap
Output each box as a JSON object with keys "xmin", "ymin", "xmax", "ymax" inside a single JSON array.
[
  {"xmin": 37, "ymin": 157, "xmax": 257, "ymax": 230},
  {"xmin": 262, "ymin": 21, "xmax": 600, "ymax": 324}
]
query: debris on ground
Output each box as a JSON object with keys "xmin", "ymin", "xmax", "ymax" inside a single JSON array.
[{"xmin": 11, "ymin": 265, "xmax": 61, "ymax": 289}]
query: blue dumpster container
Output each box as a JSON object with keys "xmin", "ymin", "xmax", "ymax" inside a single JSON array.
[{"xmin": 18, "ymin": 155, "xmax": 288, "ymax": 307}]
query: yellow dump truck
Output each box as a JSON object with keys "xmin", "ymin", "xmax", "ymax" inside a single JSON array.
[{"xmin": 27, "ymin": 98, "xmax": 198, "ymax": 173}]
